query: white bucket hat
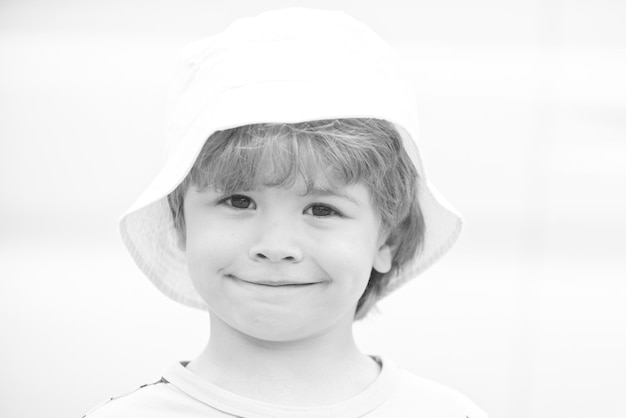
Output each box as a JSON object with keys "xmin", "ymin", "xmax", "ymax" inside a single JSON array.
[{"xmin": 119, "ymin": 8, "xmax": 462, "ymax": 311}]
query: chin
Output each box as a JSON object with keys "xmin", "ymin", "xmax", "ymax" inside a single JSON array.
[{"xmin": 230, "ymin": 309, "xmax": 333, "ymax": 343}]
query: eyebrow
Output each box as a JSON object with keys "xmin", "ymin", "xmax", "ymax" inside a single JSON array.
[{"xmin": 303, "ymin": 188, "xmax": 360, "ymax": 206}]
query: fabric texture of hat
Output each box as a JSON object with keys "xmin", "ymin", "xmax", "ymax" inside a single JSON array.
[{"xmin": 119, "ymin": 8, "xmax": 463, "ymax": 312}]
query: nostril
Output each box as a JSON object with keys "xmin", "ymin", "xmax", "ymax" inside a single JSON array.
[
  {"xmin": 253, "ymin": 252, "xmax": 299, "ymax": 262},
  {"xmin": 250, "ymin": 237, "xmax": 303, "ymax": 262}
]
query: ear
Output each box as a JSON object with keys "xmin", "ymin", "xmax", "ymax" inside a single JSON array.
[{"xmin": 373, "ymin": 243, "xmax": 392, "ymax": 273}]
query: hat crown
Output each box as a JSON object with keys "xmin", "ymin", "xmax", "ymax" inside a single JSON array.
[{"xmin": 164, "ymin": 8, "xmax": 412, "ymax": 155}]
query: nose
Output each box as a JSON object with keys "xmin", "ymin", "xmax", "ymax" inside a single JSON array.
[{"xmin": 248, "ymin": 219, "xmax": 303, "ymax": 263}]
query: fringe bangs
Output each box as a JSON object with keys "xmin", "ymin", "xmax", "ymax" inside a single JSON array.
[{"xmin": 189, "ymin": 121, "xmax": 388, "ymax": 197}]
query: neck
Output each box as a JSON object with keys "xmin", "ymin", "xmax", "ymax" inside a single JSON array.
[{"xmin": 186, "ymin": 312, "xmax": 380, "ymax": 406}]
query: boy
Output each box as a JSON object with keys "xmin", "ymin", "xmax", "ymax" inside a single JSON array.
[{"xmin": 85, "ymin": 8, "xmax": 486, "ymax": 417}]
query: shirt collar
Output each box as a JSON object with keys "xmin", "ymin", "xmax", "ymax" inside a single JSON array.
[{"xmin": 162, "ymin": 355, "xmax": 399, "ymax": 418}]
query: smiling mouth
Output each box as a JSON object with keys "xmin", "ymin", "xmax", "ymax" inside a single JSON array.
[
  {"xmin": 252, "ymin": 281, "xmax": 317, "ymax": 287},
  {"xmin": 226, "ymin": 274, "xmax": 319, "ymax": 287}
]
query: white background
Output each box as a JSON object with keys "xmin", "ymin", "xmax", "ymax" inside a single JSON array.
[{"xmin": 1, "ymin": 0, "xmax": 625, "ymax": 417}]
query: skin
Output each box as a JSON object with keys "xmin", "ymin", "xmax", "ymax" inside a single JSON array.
[{"xmin": 183, "ymin": 177, "xmax": 392, "ymax": 406}]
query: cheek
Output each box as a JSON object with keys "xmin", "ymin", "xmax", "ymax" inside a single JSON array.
[
  {"xmin": 185, "ymin": 225, "xmax": 245, "ymax": 288},
  {"xmin": 186, "ymin": 217, "xmax": 247, "ymax": 259},
  {"xmin": 316, "ymin": 238, "xmax": 376, "ymax": 293}
]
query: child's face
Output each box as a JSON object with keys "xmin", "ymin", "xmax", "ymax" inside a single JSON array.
[{"xmin": 183, "ymin": 176, "xmax": 392, "ymax": 342}]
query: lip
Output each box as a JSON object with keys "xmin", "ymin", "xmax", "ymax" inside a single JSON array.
[
  {"xmin": 251, "ymin": 281, "xmax": 317, "ymax": 287},
  {"xmin": 225, "ymin": 274, "xmax": 321, "ymax": 287}
]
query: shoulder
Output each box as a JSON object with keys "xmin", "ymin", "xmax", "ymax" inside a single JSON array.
[
  {"xmin": 82, "ymin": 377, "xmax": 204, "ymax": 418},
  {"xmin": 396, "ymin": 369, "xmax": 486, "ymax": 417},
  {"xmin": 375, "ymin": 359, "xmax": 487, "ymax": 418}
]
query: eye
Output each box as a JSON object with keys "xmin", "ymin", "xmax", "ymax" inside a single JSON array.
[
  {"xmin": 221, "ymin": 194, "xmax": 256, "ymax": 210},
  {"xmin": 306, "ymin": 204, "xmax": 340, "ymax": 218}
]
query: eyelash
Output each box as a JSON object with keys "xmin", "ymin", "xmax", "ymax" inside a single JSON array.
[
  {"xmin": 305, "ymin": 204, "xmax": 342, "ymax": 218},
  {"xmin": 218, "ymin": 195, "xmax": 342, "ymax": 218},
  {"xmin": 219, "ymin": 194, "xmax": 256, "ymax": 210}
]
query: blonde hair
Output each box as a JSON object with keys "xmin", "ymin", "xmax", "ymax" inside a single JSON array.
[{"xmin": 168, "ymin": 118, "xmax": 424, "ymax": 319}]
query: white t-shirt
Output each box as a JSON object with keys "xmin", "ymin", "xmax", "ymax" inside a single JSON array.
[{"xmin": 84, "ymin": 357, "xmax": 487, "ymax": 417}]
